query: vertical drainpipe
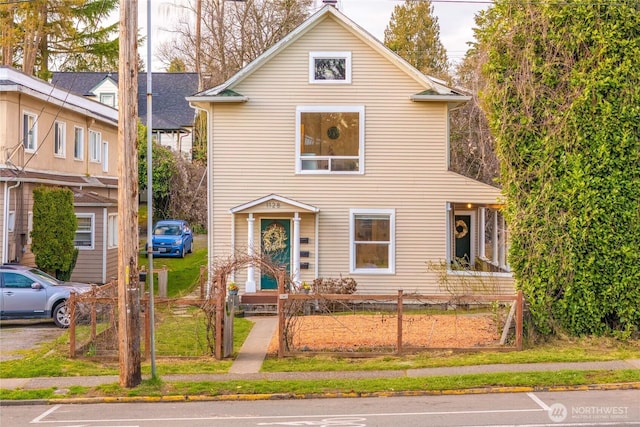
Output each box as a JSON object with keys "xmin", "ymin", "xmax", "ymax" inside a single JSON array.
[{"xmin": 3, "ymin": 181, "xmax": 21, "ymax": 264}]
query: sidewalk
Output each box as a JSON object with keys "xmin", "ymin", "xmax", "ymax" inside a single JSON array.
[{"xmin": 1, "ymin": 316, "xmax": 639, "ymax": 392}]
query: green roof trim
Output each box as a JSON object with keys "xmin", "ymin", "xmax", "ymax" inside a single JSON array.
[{"xmin": 217, "ymin": 89, "xmax": 244, "ymax": 97}]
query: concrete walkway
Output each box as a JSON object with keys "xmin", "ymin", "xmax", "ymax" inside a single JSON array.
[{"xmin": 228, "ymin": 316, "xmax": 278, "ymax": 374}]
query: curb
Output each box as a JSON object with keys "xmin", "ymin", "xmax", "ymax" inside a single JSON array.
[{"xmin": 2, "ymin": 382, "xmax": 639, "ymax": 406}]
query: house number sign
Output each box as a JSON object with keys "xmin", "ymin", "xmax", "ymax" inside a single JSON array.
[{"xmin": 266, "ymin": 201, "xmax": 281, "ymax": 209}]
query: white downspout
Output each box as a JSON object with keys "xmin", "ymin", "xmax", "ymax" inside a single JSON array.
[{"xmin": 3, "ymin": 181, "xmax": 21, "ymax": 264}]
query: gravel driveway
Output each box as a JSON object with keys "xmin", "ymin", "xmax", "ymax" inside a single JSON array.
[{"xmin": 0, "ymin": 320, "xmax": 64, "ymax": 361}]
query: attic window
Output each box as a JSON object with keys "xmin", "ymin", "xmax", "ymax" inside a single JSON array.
[{"xmin": 309, "ymin": 52, "xmax": 351, "ymax": 84}]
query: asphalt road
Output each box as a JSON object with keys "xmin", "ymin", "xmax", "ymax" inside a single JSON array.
[{"xmin": 3, "ymin": 389, "xmax": 639, "ymax": 427}]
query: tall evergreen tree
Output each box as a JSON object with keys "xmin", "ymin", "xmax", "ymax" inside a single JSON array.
[
  {"xmin": 477, "ymin": 0, "xmax": 640, "ymax": 336},
  {"xmin": 0, "ymin": 0, "xmax": 118, "ymax": 79},
  {"xmin": 383, "ymin": 0, "xmax": 449, "ymax": 80}
]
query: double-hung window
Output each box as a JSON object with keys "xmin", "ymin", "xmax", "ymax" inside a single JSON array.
[
  {"xmin": 350, "ymin": 209, "xmax": 395, "ymax": 274},
  {"xmin": 74, "ymin": 127, "xmax": 84, "ymax": 160},
  {"xmin": 54, "ymin": 121, "xmax": 66, "ymax": 157},
  {"xmin": 89, "ymin": 130, "xmax": 101, "ymax": 162},
  {"xmin": 75, "ymin": 214, "xmax": 95, "ymax": 249},
  {"xmin": 22, "ymin": 112, "xmax": 37, "ymax": 151},
  {"xmin": 296, "ymin": 106, "xmax": 364, "ymax": 174},
  {"xmin": 480, "ymin": 207, "xmax": 509, "ymax": 272}
]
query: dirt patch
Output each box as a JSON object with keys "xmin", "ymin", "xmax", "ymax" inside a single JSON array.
[
  {"xmin": 0, "ymin": 321, "xmax": 63, "ymax": 361},
  {"xmin": 267, "ymin": 313, "xmax": 501, "ymax": 354}
]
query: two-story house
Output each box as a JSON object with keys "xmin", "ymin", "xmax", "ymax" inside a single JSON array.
[
  {"xmin": 187, "ymin": 6, "xmax": 513, "ymax": 296},
  {"xmin": 0, "ymin": 66, "xmax": 119, "ymax": 284},
  {"xmin": 51, "ymin": 72, "xmax": 199, "ymax": 159}
]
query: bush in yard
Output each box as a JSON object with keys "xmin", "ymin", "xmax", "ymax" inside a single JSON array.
[{"xmin": 30, "ymin": 187, "xmax": 79, "ymax": 280}]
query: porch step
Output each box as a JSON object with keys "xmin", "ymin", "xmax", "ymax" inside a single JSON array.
[{"xmin": 240, "ymin": 303, "xmax": 277, "ymax": 316}]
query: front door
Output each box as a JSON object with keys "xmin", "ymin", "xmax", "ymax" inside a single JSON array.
[
  {"xmin": 454, "ymin": 214, "xmax": 472, "ymax": 267},
  {"xmin": 260, "ymin": 219, "xmax": 291, "ymax": 290}
]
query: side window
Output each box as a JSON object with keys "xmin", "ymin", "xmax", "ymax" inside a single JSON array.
[
  {"xmin": 107, "ymin": 214, "xmax": 118, "ymax": 248},
  {"xmin": 22, "ymin": 112, "xmax": 37, "ymax": 151},
  {"xmin": 89, "ymin": 130, "xmax": 101, "ymax": 162},
  {"xmin": 349, "ymin": 209, "xmax": 395, "ymax": 274},
  {"xmin": 75, "ymin": 214, "xmax": 95, "ymax": 249},
  {"xmin": 2, "ymin": 272, "xmax": 34, "ymax": 289},
  {"xmin": 296, "ymin": 106, "xmax": 365, "ymax": 174},
  {"xmin": 74, "ymin": 127, "xmax": 84, "ymax": 160},
  {"xmin": 54, "ymin": 121, "xmax": 66, "ymax": 157}
]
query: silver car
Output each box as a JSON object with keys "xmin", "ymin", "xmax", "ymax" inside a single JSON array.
[{"xmin": 0, "ymin": 264, "xmax": 91, "ymax": 328}]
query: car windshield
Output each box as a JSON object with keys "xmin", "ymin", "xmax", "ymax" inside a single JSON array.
[
  {"xmin": 29, "ymin": 268, "xmax": 61, "ymax": 286},
  {"xmin": 154, "ymin": 225, "xmax": 181, "ymax": 236}
]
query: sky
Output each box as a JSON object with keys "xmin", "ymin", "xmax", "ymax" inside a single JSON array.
[{"xmin": 139, "ymin": 0, "xmax": 490, "ymax": 70}]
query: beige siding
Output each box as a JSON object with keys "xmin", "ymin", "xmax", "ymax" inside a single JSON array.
[
  {"xmin": 209, "ymin": 17, "xmax": 513, "ymax": 295},
  {"xmin": 1, "ymin": 91, "xmax": 117, "ymax": 178}
]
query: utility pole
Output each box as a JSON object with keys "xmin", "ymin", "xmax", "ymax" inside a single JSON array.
[{"xmin": 118, "ymin": 0, "xmax": 142, "ymax": 388}]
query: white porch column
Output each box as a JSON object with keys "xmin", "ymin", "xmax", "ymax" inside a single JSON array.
[
  {"xmin": 292, "ymin": 212, "xmax": 301, "ymax": 285},
  {"xmin": 245, "ymin": 213, "xmax": 257, "ymax": 292}
]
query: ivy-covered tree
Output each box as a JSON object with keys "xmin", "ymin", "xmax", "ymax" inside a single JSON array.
[
  {"xmin": 477, "ymin": 0, "xmax": 640, "ymax": 336},
  {"xmin": 383, "ymin": 0, "xmax": 449, "ymax": 80},
  {"xmin": 30, "ymin": 187, "xmax": 78, "ymax": 281}
]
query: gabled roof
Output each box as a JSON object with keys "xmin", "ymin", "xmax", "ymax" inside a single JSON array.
[
  {"xmin": 0, "ymin": 67, "xmax": 118, "ymax": 125},
  {"xmin": 187, "ymin": 5, "xmax": 468, "ymax": 105},
  {"xmin": 230, "ymin": 194, "xmax": 320, "ymax": 214},
  {"xmin": 51, "ymin": 72, "xmax": 199, "ymax": 131}
]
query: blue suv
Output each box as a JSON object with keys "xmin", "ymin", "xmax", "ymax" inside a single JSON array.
[{"xmin": 149, "ymin": 220, "xmax": 193, "ymax": 258}]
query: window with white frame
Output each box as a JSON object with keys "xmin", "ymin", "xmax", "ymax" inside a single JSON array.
[
  {"xmin": 309, "ymin": 52, "xmax": 352, "ymax": 83},
  {"xmin": 107, "ymin": 214, "xmax": 118, "ymax": 248},
  {"xmin": 8, "ymin": 211, "xmax": 15, "ymax": 232},
  {"xmin": 89, "ymin": 130, "xmax": 101, "ymax": 162},
  {"xmin": 296, "ymin": 106, "xmax": 364, "ymax": 173},
  {"xmin": 54, "ymin": 121, "xmax": 66, "ymax": 157},
  {"xmin": 350, "ymin": 209, "xmax": 395, "ymax": 274},
  {"xmin": 102, "ymin": 140, "xmax": 108, "ymax": 172},
  {"xmin": 75, "ymin": 214, "xmax": 94, "ymax": 249},
  {"xmin": 74, "ymin": 127, "xmax": 84, "ymax": 160},
  {"xmin": 22, "ymin": 112, "xmax": 37, "ymax": 151},
  {"xmin": 100, "ymin": 93, "xmax": 116, "ymax": 107}
]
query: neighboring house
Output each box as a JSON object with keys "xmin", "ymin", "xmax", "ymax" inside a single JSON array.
[
  {"xmin": 187, "ymin": 6, "xmax": 513, "ymax": 296},
  {"xmin": 0, "ymin": 66, "xmax": 119, "ymax": 284},
  {"xmin": 51, "ymin": 72, "xmax": 199, "ymax": 159}
]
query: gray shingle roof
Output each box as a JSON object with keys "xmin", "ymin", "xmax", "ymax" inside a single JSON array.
[{"xmin": 51, "ymin": 72, "xmax": 199, "ymax": 131}]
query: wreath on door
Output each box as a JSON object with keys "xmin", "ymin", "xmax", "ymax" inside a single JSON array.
[
  {"xmin": 262, "ymin": 223, "xmax": 287, "ymax": 252},
  {"xmin": 454, "ymin": 220, "xmax": 469, "ymax": 239}
]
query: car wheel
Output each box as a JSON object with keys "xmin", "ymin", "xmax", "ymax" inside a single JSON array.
[
  {"xmin": 180, "ymin": 246, "xmax": 185, "ymax": 258},
  {"xmin": 187, "ymin": 241, "xmax": 193, "ymax": 254},
  {"xmin": 53, "ymin": 302, "xmax": 71, "ymax": 328}
]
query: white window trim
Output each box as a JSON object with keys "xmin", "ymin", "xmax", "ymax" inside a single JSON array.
[
  {"xmin": 349, "ymin": 208, "xmax": 395, "ymax": 275},
  {"xmin": 102, "ymin": 140, "xmax": 108, "ymax": 172},
  {"xmin": 107, "ymin": 213, "xmax": 118, "ymax": 248},
  {"xmin": 74, "ymin": 126, "xmax": 84, "ymax": 160},
  {"xmin": 309, "ymin": 51, "xmax": 352, "ymax": 84},
  {"xmin": 295, "ymin": 105, "xmax": 365, "ymax": 175},
  {"xmin": 54, "ymin": 121, "xmax": 66, "ymax": 158},
  {"xmin": 22, "ymin": 111, "xmax": 38, "ymax": 152},
  {"xmin": 7, "ymin": 211, "xmax": 15, "ymax": 233},
  {"xmin": 99, "ymin": 92, "xmax": 116, "ymax": 107},
  {"xmin": 75, "ymin": 213, "xmax": 95, "ymax": 250},
  {"xmin": 89, "ymin": 130, "xmax": 101, "ymax": 163}
]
